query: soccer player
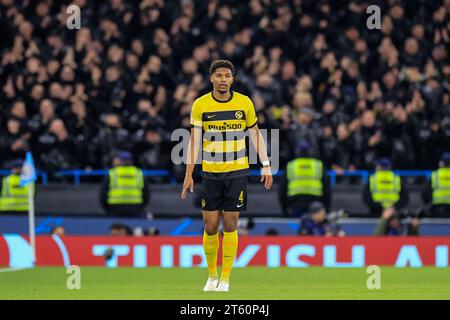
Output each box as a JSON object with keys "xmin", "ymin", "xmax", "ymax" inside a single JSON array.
[{"xmin": 181, "ymin": 60, "xmax": 273, "ymax": 292}]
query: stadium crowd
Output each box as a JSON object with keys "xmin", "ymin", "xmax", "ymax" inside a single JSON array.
[{"xmin": 0, "ymin": 0, "xmax": 449, "ymax": 174}]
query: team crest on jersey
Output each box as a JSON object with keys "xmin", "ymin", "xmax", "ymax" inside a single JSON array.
[
  {"xmin": 201, "ymin": 199, "xmax": 206, "ymax": 208},
  {"xmin": 235, "ymin": 111, "xmax": 243, "ymax": 119}
]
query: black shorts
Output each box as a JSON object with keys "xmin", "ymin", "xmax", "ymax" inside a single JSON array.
[{"xmin": 201, "ymin": 176, "xmax": 248, "ymax": 211}]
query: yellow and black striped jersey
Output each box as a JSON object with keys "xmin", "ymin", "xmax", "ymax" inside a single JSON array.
[{"xmin": 190, "ymin": 90, "xmax": 258, "ymax": 179}]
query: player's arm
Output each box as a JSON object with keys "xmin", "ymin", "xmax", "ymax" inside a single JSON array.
[
  {"xmin": 182, "ymin": 99, "xmax": 202, "ymax": 199},
  {"xmin": 181, "ymin": 126, "xmax": 202, "ymax": 199},
  {"xmin": 248, "ymin": 124, "xmax": 272, "ymax": 190}
]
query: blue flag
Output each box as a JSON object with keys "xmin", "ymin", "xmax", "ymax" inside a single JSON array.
[{"xmin": 20, "ymin": 152, "xmax": 37, "ymax": 187}]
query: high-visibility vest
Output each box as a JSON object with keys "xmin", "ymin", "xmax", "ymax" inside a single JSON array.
[
  {"xmin": 107, "ymin": 166, "xmax": 144, "ymax": 205},
  {"xmin": 369, "ymin": 170, "xmax": 401, "ymax": 208},
  {"xmin": 0, "ymin": 174, "xmax": 34, "ymax": 212},
  {"xmin": 287, "ymin": 158, "xmax": 323, "ymax": 197},
  {"xmin": 432, "ymin": 168, "xmax": 450, "ymax": 205}
]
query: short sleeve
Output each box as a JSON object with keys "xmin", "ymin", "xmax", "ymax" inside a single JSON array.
[
  {"xmin": 246, "ymin": 97, "xmax": 258, "ymax": 128},
  {"xmin": 190, "ymin": 99, "xmax": 202, "ymax": 128}
]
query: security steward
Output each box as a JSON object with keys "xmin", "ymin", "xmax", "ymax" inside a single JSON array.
[
  {"xmin": 0, "ymin": 159, "xmax": 35, "ymax": 213},
  {"xmin": 422, "ymin": 152, "xmax": 450, "ymax": 217},
  {"xmin": 100, "ymin": 151, "xmax": 149, "ymax": 216},
  {"xmin": 279, "ymin": 141, "xmax": 330, "ymax": 217},
  {"xmin": 363, "ymin": 158, "xmax": 408, "ymax": 217}
]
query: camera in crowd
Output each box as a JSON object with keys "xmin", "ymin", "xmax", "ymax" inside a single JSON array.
[
  {"xmin": 376, "ymin": 207, "xmax": 421, "ymax": 236},
  {"xmin": 327, "ymin": 209, "xmax": 349, "ymax": 223},
  {"xmin": 298, "ymin": 202, "xmax": 346, "ymax": 237},
  {"xmin": 326, "ymin": 209, "xmax": 348, "ymax": 236}
]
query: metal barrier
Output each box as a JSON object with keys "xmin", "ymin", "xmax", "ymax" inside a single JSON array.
[
  {"xmin": 54, "ymin": 169, "xmax": 172, "ymax": 186},
  {"xmin": 326, "ymin": 170, "xmax": 432, "ymax": 186},
  {"xmin": 0, "ymin": 169, "xmax": 433, "ymax": 186}
]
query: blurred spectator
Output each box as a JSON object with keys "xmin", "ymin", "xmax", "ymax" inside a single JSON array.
[
  {"xmin": 374, "ymin": 207, "xmax": 420, "ymax": 236},
  {"xmin": 109, "ymin": 223, "xmax": 133, "ymax": 236},
  {"xmin": 92, "ymin": 113, "xmax": 131, "ymax": 169},
  {"xmin": 0, "ymin": 0, "xmax": 448, "ymax": 174},
  {"xmin": 133, "ymin": 125, "xmax": 169, "ymax": 170},
  {"xmin": 50, "ymin": 225, "xmax": 66, "ymax": 236},
  {"xmin": 298, "ymin": 202, "xmax": 345, "ymax": 236},
  {"xmin": 64, "ymin": 100, "xmax": 97, "ymax": 169},
  {"xmin": 0, "ymin": 118, "xmax": 30, "ymax": 166},
  {"xmin": 147, "ymin": 226, "xmax": 160, "ymax": 236},
  {"xmin": 35, "ymin": 118, "xmax": 76, "ymax": 172},
  {"xmin": 105, "ymin": 222, "xmax": 133, "ymax": 261}
]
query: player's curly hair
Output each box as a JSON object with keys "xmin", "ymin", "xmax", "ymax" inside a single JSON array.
[{"xmin": 209, "ymin": 59, "xmax": 235, "ymax": 75}]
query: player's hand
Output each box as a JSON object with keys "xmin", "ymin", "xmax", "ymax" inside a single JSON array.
[
  {"xmin": 181, "ymin": 174, "xmax": 194, "ymax": 199},
  {"xmin": 261, "ymin": 165, "xmax": 273, "ymax": 190},
  {"xmin": 382, "ymin": 207, "xmax": 395, "ymax": 220}
]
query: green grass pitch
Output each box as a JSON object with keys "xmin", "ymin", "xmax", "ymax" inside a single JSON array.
[{"xmin": 0, "ymin": 267, "xmax": 449, "ymax": 300}]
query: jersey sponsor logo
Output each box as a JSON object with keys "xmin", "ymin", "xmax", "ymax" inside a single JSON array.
[
  {"xmin": 202, "ymin": 110, "xmax": 247, "ymax": 122},
  {"xmin": 207, "ymin": 123, "xmax": 243, "ymax": 130}
]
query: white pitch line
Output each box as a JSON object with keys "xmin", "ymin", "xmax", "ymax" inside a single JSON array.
[{"xmin": 0, "ymin": 267, "xmax": 33, "ymax": 273}]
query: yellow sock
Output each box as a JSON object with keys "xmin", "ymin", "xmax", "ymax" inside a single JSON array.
[
  {"xmin": 203, "ymin": 231, "xmax": 219, "ymax": 279},
  {"xmin": 220, "ymin": 229, "xmax": 238, "ymax": 283}
]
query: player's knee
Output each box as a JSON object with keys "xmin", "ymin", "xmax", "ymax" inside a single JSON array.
[
  {"xmin": 222, "ymin": 220, "xmax": 238, "ymax": 233},
  {"xmin": 204, "ymin": 224, "xmax": 219, "ymax": 235}
]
